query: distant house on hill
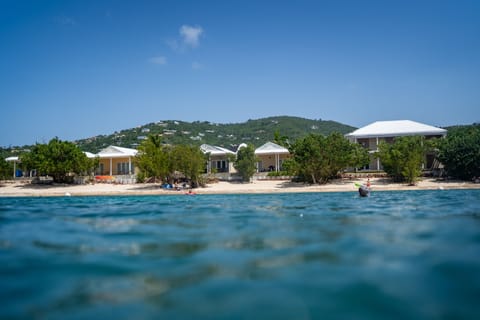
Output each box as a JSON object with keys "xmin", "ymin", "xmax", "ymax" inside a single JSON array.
[
  {"xmin": 345, "ymin": 120, "xmax": 447, "ymax": 170},
  {"xmin": 254, "ymin": 142, "xmax": 290, "ymax": 172}
]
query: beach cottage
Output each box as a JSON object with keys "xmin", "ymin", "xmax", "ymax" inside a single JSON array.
[
  {"xmin": 345, "ymin": 120, "xmax": 447, "ymax": 170},
  {"xmin": 254, "ymin": 142, "xmax": 290, "ymax": 172},
  {"xmin": 5, "ymin": 156, "xmax": 21, "ymax": 179},
  {"xmin": 95, "ymin": 145, "xmax": 138, "ymax": 178},
  {"xmin": 201, "ymin": 144, "xmax": 236, "ymax": 174}
]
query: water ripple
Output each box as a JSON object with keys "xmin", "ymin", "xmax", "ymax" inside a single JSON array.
[{"xmin": 1, "ymin": 190, "xmax": 479, "ymax": 319}]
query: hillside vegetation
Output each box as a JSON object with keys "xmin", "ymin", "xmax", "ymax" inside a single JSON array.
[{"xmin": 74, "ymin": 116, "xmax": 356, "ymax": 153}]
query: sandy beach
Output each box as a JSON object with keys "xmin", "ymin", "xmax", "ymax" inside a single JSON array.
[{"xmin": 1, "ymin": 177, "xmax": 479, "ymax": 197}]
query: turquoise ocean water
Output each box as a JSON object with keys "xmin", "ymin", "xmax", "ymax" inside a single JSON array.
[{"xmin": 1, "ymin": 190, "xmax": 480, "ymax": 319}]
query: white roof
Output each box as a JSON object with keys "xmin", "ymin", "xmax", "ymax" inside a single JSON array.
[
  {"xmin": 200, "ymin": 144, "xmax": 235, "ymax": 156},
  {"xmin": 5, "ymin": 156, "xmax": 19, "ymax": 162},
  {"xmin": 83, "ymin": 152, "xmax": 97, "ymax": 159},
  {"xmin": 255, "ymin": 142, "xmax": 289, "ymax": 155},
  {"xmin": 236, "ymin": 143, "xmax": 248, "ymax": 153},
  {"xmin": 346, "ymin": 120, "xmax": 447, "ymax": 139},
  {"xmin": 97, "ymin": 145, "xmax": 138, "ymax": 158}
]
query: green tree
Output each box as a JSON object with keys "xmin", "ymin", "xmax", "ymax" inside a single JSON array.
[
  {"xmin": 21, "ymin": 137, "xmax": 94, "ymax": 183},
  {"xmin": 273, "ymin": 130, "xmax": 290, "ymax": 147},
  {"xmin": 170, "ymin": 145, "xmax": 206, "ymax": 187},
  {"xmin": 437, "ymin": 125, "xmax": 480, "ymax": 180},
  {"xmin": 234, "ymin": 144, "xmax": 257, "ymax": 182},
  {"xmin": 350, "ymin": 142, "xmax": 370, "ymax": 171},
  {"xmin": 377, "ymin": 136, "xmax": 426, "ymax": 184},
  {"xmin": 288, "ymin": 133, "xmax": 369, "ymax": 184},
  {"xmin": 135, "ymin": 136, "xmax": 207, "ymax": 187},
  {"xmin": 323, "ymin": 132, "xmax": 366, "ymax": 179},
  {"xmin": 134, "ymin": 135, "xmax": 169, "ymax": 183},
  {"xmin": 0, "ymin": 159, "xmax": 13, "ymax": 180},
  {"xmin": 289, "ymin": 134, "xmax": 323, "ymax": 183}
]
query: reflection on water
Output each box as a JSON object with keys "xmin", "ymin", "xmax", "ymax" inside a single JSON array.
[{"xmin": 1, "ymin": 190, "xmax": 480, "ymax": 319}]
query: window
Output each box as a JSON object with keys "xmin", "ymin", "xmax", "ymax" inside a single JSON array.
[
  {"xmin": 212, "ymin": 160, "xmax": 228, "ymax": 172},
  {"xmin": 117, "ymin": 162, "xmax": 130, "ymax": 175},
  {"xmin": 98, "ymin": 163, "xmax": 104, "ymax": 175}
]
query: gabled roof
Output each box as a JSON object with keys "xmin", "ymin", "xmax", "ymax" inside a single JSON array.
[
  {"xmin": 255, "ymin": 142, "xmax": 289, "ymax": 155},
  {"xmin": 200, "ymin": 144, "xmax": 235, "ymax": 156},
  {"xmin": 97, "ymin": 145, "xmax": 138, "ymax": 158},
  {"xmin": 346, "ymin": 120, "xmax": 447, "ymax": 139},
  {"xmin": 83, "ymin": 152, "xmax": 97, "ymax": 159}
]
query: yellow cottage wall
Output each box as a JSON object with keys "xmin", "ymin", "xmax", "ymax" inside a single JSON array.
[{"xmin": 97, "ymin": 157, "xmax": 136, "ymax": 175}]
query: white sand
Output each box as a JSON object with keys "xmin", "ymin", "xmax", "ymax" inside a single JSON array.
[{"xmin": 1, "ymin": 177, "xmax": 479, "ymax": 197}]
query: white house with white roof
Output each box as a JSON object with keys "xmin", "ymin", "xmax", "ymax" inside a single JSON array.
[
  {"xmin": 254, "ymin": 142, "xmax": 290, "ymax": 172},
  {"xmin": 4, "ymin": 156, "xmax": 20, "ymax": 179},
  {"xmin": 200, "ymin": 144, "xmax": 236, "ymax": 173},
  {"xmin": 346, "ymin": 120, "xmax": 447, "ymax": 170}
]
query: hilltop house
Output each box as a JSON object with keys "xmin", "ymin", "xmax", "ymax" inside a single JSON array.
[{"xmin": 345, "ymin": 120, "xmax": 447, "ymax": 170}]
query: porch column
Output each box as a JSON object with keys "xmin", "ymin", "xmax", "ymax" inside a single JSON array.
[
  {"xmin": 13, "ymin": 161, "xmax": 16, "ymax": 179},
  {"xmin": 109, "ymin": 158, "xmax": 113, "ymax": 176},
  {"xmin": 376, "ymin": 136, "xmax": 380, "ymax": 170},
  {"xmin": 275, "ymin": 154, "xmax": 279, "ymax": 172},
  {"xmin": 128, "ymin": 157, "xmax": 132, "ymax": 174}
]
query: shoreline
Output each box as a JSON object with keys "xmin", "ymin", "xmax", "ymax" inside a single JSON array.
[{"xmin": 1, "ymin": 177, "xmax": 479, "ymax": 197}]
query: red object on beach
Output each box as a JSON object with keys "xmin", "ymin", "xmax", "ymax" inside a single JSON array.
[{"xmin": 95, "ymin": 175, "xmax": 115, "ymax": 182}]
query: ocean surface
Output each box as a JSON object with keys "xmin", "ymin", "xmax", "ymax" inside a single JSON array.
[{"xmin": 1, "ymin": 190, "xmax": 480, "ymax": 319}]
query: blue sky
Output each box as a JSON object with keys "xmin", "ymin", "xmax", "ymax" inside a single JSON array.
[{"xmin": 1, "ymin": 0, "xmax": 479, "ymax": 147}]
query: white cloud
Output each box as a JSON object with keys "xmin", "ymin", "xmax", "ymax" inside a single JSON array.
[
  {"xmin": 149, "ymin": 56, "xmax": 167, "ymax": 65},
  {"xmin": 179, "ymin": 25, "xmax": 204, "ymax": 48}
]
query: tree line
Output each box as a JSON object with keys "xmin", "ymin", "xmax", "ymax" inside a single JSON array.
[
  {"xmin": 1, "ymin": 125, "xmax": 479, "ymax": 184},
  {"xmin": 20, "ymin": 138, "xmax": 97, "ymax": 183},
  {"xmin": 282, "ymin": 132, "xmax": 369, "ymax": 184}
]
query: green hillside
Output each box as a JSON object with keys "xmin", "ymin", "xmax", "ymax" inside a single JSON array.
[
  {"xmin": 3, "ymin": 119, "xmax": 475, "ymax": 159},
  {"xmin": 75, "ymin": 116, "xmax": 356, "ymax": 153}
]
